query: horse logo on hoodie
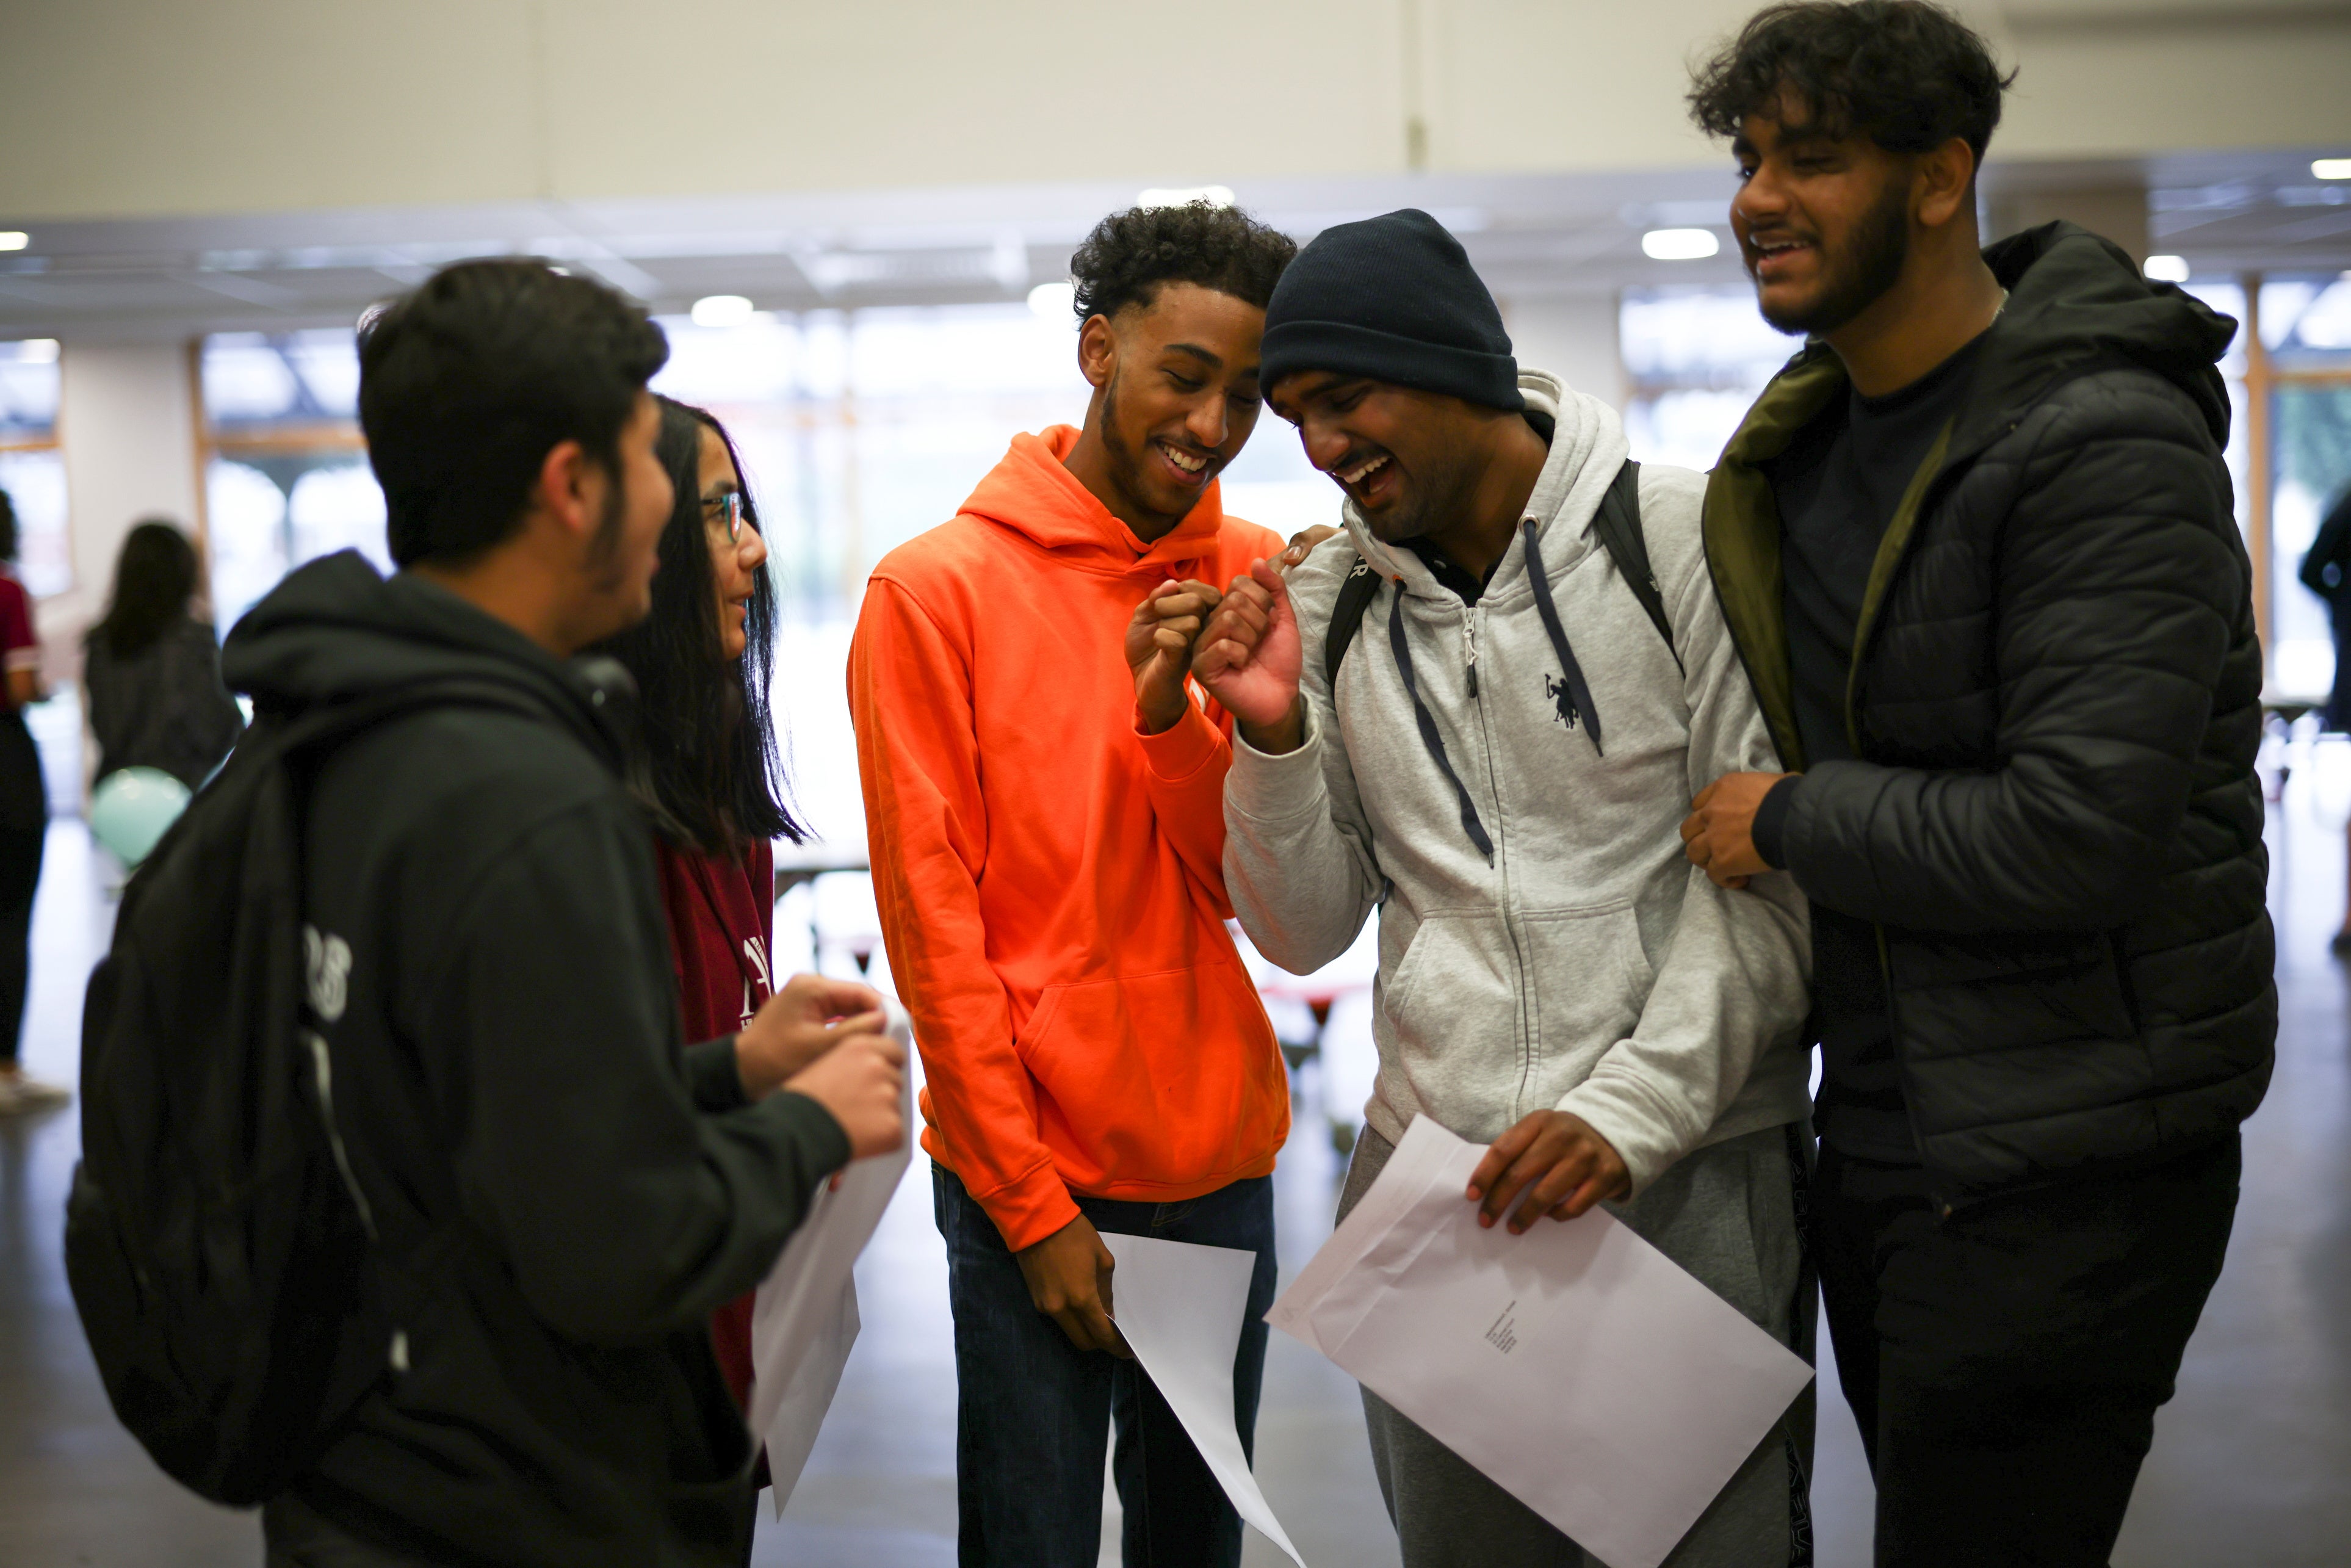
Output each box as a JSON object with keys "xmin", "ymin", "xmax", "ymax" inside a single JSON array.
[{"xmin": 1543, "ymin": 671, "xmax": 1584, "ymax": 732}]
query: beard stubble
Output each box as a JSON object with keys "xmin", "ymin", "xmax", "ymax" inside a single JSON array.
[{"xmin": 1757, "ymin": 175, "xmax": 1913, "ymax": 338}]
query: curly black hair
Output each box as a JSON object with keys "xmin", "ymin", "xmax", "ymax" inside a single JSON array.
[
  {"xmin": 1688, "ymin": 1, "xmax": 2015, "ymax": 166},
  {"xmin": 1067, "ymin": 201, "xmax": 1297, "ymax": 325}
]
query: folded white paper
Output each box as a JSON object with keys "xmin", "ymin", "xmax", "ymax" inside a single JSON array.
[
  {"xmin": 749, "ymin": 1003, "xmax": 915, "ymax": 1515},
  {"xmin": 1100, "ymin": 1233, "xmax": 1309, "ymax": 1568},
  {"xmin": 1268, "ymin": 1116, "xmax": 1813, "ymax": 1568},
  {"xmin": 756, "ymin": 1277, "xmax": 858, "ymax": 1514}
]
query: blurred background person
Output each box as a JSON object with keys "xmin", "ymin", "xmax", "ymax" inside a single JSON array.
[
  {"xmin": 82, "ymin": 518, "xmax": 243, "ymax": 791},
  {"xmin": 0, "ymin": 487, "xmax": 59, "ymax": 1113},
  {"xmin": 2298, "ymin": 483, "xmax": 2351, "ymax": 734},
  {"xmin": 589, "ymin": 394, "xmax": 840, "ymax": 1545},
  {"xmin": 2296, "ymin": 482, "xmax": 2351, "ymax": 952}
]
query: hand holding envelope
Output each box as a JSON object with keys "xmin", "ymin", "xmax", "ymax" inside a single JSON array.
[{"xmin": 1269, "ymin": 1116, "xmax": 1815, "ymax": 1568}]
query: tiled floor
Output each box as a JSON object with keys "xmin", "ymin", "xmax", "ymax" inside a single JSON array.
[{"xmin": 4, "ymin": 781, "xmax": 2349, "ymax": 1566}]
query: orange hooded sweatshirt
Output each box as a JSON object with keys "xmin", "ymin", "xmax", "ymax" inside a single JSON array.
[{"xmin": 850, "ymin": 425, "xmax": 1291, "ymax": 1251}]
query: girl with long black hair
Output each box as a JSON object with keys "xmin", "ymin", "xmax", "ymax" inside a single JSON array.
[{"xmin": 590, "ymin": 396, "xmax": 880, "ymax": 1522}]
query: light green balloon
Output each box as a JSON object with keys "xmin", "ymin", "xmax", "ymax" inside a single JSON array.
[{"xmin": 90, "ymin": 767, "xmax": 192, "ymax": 868}]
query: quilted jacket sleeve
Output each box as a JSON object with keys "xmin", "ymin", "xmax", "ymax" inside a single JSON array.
[{"xmin": 1780, "ymin": 369, "xmax": 2244, "ymax": 936}]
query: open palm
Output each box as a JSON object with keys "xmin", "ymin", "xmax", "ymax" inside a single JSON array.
[{"xmin": 1193, "ymin": 562, "xmax": 1301, "ymax": 731}]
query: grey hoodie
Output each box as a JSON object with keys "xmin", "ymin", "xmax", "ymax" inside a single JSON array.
[{"xmin": 1222, "ymin": 370, "xmax": 1811, "ymax": 1193}]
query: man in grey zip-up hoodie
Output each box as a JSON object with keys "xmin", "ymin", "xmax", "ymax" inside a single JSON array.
[{"xmin": 1195, "ymin": 211, "xmax": 1813, "ymax": 1567}]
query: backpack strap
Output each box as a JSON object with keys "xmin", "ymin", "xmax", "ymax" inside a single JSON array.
[
  {"xmin": 1322, "ymin": 552, "xmax": 1384, "ymax": 688},
  {"xmin": 1589, "ymin": 460, "xmax": 1684, "ymax": 677}
]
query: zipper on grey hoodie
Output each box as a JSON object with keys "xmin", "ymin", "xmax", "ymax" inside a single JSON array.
[{"xmin": 1460, "ymin": 598, "xmax": 1539, "ymax": 1119}]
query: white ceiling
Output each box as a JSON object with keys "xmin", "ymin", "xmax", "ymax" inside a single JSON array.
[{"xmin": 2, "ymin": 153, "xmax": 2345, "ymax": 342}]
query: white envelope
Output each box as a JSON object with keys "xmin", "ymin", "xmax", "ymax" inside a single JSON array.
[
  {"xmin": 748, "ymin": 1003, "xmax": 915, "ymax": 1514},
  {"xmin": 1268, "ymin": 1116, "xmax": 1814, "ymax": 1568},
  {"xmin": 1100, "ymin": 1233, "xmax": 1309, "ymax": 1568}
]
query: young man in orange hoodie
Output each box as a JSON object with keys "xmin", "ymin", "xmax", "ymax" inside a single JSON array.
[{"xmin": 849, "ymin": 204, "xmax": 1298, "ymax": 1567}]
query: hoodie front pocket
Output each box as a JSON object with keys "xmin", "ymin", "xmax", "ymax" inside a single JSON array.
[
  {"xmin": 1522, "ymin": 901, "xmax": 1652, "ymax": 1080},
  {"xmin": 1379, "ymin": 911, "xmax": 1525, "ymax": 1139},
  {"xmin": 1013, "ymin": 963, "xmax": 1284, "ymax": 1187}
]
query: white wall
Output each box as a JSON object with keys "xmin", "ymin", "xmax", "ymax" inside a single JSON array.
[
  {"xmin": 54, "ymin": 344, "xmax": 200, "ymax": 677},
  {"xmin": 4, "ymin": 1, "xmax": 2347, "ymax": 223}
]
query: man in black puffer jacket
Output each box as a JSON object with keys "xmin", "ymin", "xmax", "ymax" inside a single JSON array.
[{"xmin": 1677, "ymin": 5, "xmax": 2273, "ymax": 1564}]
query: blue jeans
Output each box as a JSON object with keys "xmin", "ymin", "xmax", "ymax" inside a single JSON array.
[{"xmin": 932, "ymin": 1164, "xmax": 1277, "ymax": 1568}]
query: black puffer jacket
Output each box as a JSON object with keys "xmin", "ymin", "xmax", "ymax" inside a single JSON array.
[{"xmin": 1705, "ymin": 222, "xmax": 2274, "ymax": 1203}]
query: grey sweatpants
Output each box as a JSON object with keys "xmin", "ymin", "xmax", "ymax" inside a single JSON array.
[{"xmin": 1338, "ymin": 1121, "xmax": 1815, "ymax": 1568}]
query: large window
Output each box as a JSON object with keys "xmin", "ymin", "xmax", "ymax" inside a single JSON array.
[{"xmin": 0, "ymin": 338, "xmax": 71, "ymax": 599}]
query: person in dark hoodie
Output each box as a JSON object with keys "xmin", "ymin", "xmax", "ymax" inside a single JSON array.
[
  {"xmin": 222, "ymin": 258, "xmax": 907, "ymax": 1568},
  {"xmin": 1674, "ymin": 5, "xmax": 2273, "ymax": 1564}
]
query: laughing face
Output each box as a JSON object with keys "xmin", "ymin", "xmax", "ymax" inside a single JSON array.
[
  {"xmin": 1265, "ymin": 373, "xmax": 1490, "ymax": 547},
  {"xmin": 1080, "ymin": 281, "xmax": 1266, "ymax": 535},
  {"xmin": 1730, "ymin": 107, "xmax": 1916, "ymax": 338}
]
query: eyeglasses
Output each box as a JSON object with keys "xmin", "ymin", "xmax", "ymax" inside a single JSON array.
[{"xmin": 702, "ymin": 490, "xmax": 749, "ymax": 543}]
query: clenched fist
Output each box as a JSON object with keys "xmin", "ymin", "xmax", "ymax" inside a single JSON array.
[
  {"xmin": 1125, "ymin": 579, "xmax": 1222, "ymax": 735},
  {"xmin": 1192, "ymin": 560, "xmax": 1304, "ymax": 754}
]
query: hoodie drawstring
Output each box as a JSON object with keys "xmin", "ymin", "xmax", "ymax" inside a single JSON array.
[
  {"xmin": 1387, "ymin": 585, "xmax": 1495, "ymax": 864},
  {"xmin": 1521, "ymin": 518, "xmax": 1604, "ymax": 755}
]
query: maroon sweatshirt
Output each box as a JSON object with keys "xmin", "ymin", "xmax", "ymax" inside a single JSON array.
[{"xmin": 654, "ymin": 835, "xmax": 776, "ymax": 1415}]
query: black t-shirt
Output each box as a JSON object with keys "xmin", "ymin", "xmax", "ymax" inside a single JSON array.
[
  {"xmin": 1763, "ymin": 332, "xmax": 1986, "ymax": 1163},
  {"xmin": 1406, "ymin": 540, "xmax": 1496, "ymax": 604}
]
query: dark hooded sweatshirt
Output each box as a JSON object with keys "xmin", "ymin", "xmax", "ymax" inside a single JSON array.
[
  {"xmin": 1705, "ymin": 222, "xmax": 2275, "ymax": 1208},
  {"xmin": 221, "ymin": 552, "xmax": 848, "ymax": 1567}
]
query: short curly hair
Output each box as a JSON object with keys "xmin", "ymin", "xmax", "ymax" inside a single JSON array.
[
  {"xmin": 1067, "ymin": 201, "xmax": 1298, "ymax": 325},
  {"xmin": 1688, "ymin": 1, "xmax": 2015, "ymax": 167}
]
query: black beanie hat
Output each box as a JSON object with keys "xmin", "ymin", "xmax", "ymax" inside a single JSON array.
[{"xmin": 1258, "ymin": 209, "xmax": 1522, "ymax": 412}]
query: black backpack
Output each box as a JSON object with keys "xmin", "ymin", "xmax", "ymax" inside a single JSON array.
[
  {"xmin": 65, "ymin": 681, "xmax": 523, "ymax": 1506},
  {"xmin": 1323, "ymin": 459, "xmax": 1678, "ymax": 685}
]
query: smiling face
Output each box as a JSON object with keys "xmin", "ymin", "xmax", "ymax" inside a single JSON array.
[
  {"xmin": 1078, "ymin": 281, "xmax": 1266, "ymax": 536},
  {"xmin": 1730, "ymin": 107, "xmax": 1919, "ymax": 337},
  {"xmin": 696, "ymin": 424, "xmax": 766, "ymax": 662},
  {"xmin": 1265, "ymin": 372, "xmax": 1493, "ymax": 547}
]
